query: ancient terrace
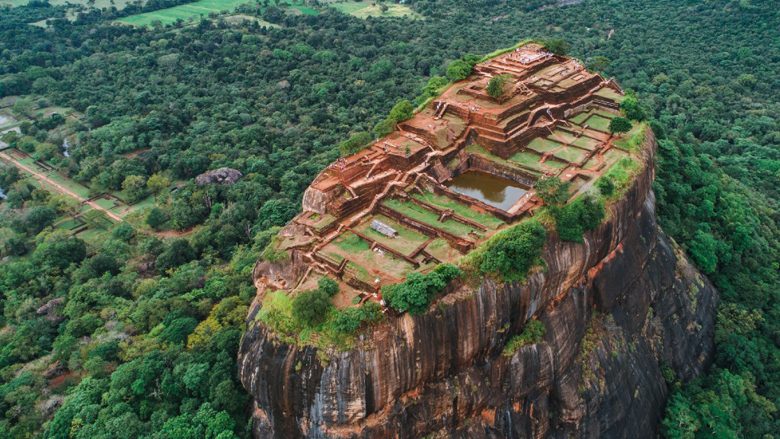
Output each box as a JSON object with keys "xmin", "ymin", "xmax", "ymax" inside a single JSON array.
[{"xmin": 265, "ymin": 43, "xmax": 628, "ymax": 306}]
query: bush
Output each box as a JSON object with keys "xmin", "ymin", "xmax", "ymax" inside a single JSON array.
[
  {"xmin": 620, "ymin": 94, "xmax": 647, "ymax": 121},
  {"xmin": 468, "ymin": 220, "xmax": 546, "ymax": 282},
  {"xmin": 329, "ymin": 301, "xmax": 383, "ymax": 334},
  {"xmin": 383, "ymin": 264, "xmax": 461, "ymax": 314},
  {"xmin": 502, "ymin": 320, "xmax": 546, "ymax": 356},
  {"xmin": 338, "ymin": 131, "xmax": 373, "ymax": 157},
  {"xmin": 446, "ymin": 59, "xmax": 473, "ymax": 82},
  {"xmin": 388, "ymin": 99, "xmax": 414, "ymax": 123},
  {"xmin": 291, "ymin": 289, "xmax": 332, "ymax": 328},
  {"xmin": 609, "ymin": 116, "xmax": 632, "ymax": 134},
  {"xmin": 373, "ymin": 117, "xmax": 395, "ymax": 138},
  {"xmin": 555, "ymin": 195, "xmax": 605, "ymax": 242},
  {"xmin": 318, "ymin": 277, "xmax": 339, "ymax": 297},
  {"xmin": 486, "ymin": 74, "xmax": 511, "ymax": 98},
  {"xmin": 542, "ymin": 38, "xmax": 570, "ymax": 56},
  {"xmin": 596, "ymin": 176, "xmax": 616, "ymax": 197}
]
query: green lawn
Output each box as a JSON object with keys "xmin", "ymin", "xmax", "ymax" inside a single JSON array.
[
  {"xmin": 327, "ymin": 0, "xmax": 421, "ymax": 19},
  {"xmin": 552, "ymin": 145, "xmax": 588, "ymax": 164},
  {"xmin": 527, "ymin": 137, "xmax": 563, "ymax": 154},
  {"xmin": 45, "ymin": 172, "xmax": 91, "ymax": 199},
  {"xmin": 585, "ymin": 115, "xmax": 612, "ymax": 132},
  {"xmin": 383, "ymin": 198, "xmax": 479, "ymax": 237},
  {"xmin": 117, "ymin": 0, "xmax": 255, "ymax": 26},
  {"xmin": 354, "ymin": 214, "xmax": 427, "ymax": 256},
  {"xmin": 412, "ymin": 191, "xmax": 504, "ymax": 229}
]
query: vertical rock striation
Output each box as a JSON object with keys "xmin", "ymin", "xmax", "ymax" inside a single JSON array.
[{"xmin": 238, "ymin": 133, "xmax": 718, "ymax": 438}]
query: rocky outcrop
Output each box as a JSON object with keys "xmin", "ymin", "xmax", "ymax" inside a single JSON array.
[
  {"xmin": 237, "ymin": 133, "xmax": 718, "ymax": 438},
  {"xmin": 195, "ymin": 167, "xmax": 242, "ymax": 185}
]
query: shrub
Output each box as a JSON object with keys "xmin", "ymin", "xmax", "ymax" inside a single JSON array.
[
  {"xmin": 291, "ymin": 289, "xmax": 332, "ymax": 328},
  {"xmin": 446, "ymin": 59, "xmax": 473, "ymax": 82},
  {"xmin": 469, "ymin": 220, "xmax": 547, "ymax": 282},
  {"xmin": 388, "ymin": 99, "xmax": 414, "ymax": 123},
  {"xmin": 620, "ymin": 94, "xmax": 647, "ymax": 121},
  {"xmin": 318, "ymin": 277, "xmax": 339, "ymax": 297},
  {"xmin": 329, "ymin": 302, "xmax": 383, "ymax": 334},
  {"xmin": 383, "ymin": 263, "xmax": 461, "ymax": 314},
  {"xmin": 373, "ymin": 117, "xmax": 395, "ymax": 138},
  {"xmin": 609, "ymin": 116, "xmax": 632, "ymax": 134},
  {"xmin": 502, "ymin": 320, "xmax": 546, "ymax": 356},
  {"xmin": 535, "ymin": 176, "xmax": 571, "ymax": 207},
  {"xmin": 486, "ymin": 74, "xmax": 511, "ymax": 98},
  {"xmin": 555, "ymin": 195, "xmax": 605, "ymax": 242},
  {"xmin": 596, "ymin": 176, "xmax": 616, "ymax": 197},
  {"xmin": 338, "ymin": 131, "xmax": 373, "ymax": 157},
  {"xmin": 542, "ymin": 38, "xmax": 570, "ymax": 55}
]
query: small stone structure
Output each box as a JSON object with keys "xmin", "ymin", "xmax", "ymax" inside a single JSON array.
[{"xmin": 370, "ymin": 219, "xmax": 397, "ymax": 238}]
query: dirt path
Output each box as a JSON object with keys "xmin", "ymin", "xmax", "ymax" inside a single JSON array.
[{"xmin": 0, "ymin": 151, "xmax": 123, "ymax": 222}]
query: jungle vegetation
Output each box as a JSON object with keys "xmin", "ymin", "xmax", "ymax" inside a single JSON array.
[{"xmin": 0, "ymin": 0, "xmax": 777, "ymax": 437}]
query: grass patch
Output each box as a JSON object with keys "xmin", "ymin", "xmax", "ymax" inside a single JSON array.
[
  {"xmin": 502, "ymin": 320, "xmax": 546, "ymax": 356},
  {"xmin": 585, "ymin": 115, "xmax": 612, "ymax": 132},
  {"xmin": 333, "ymin": 231, "xmax": 370, "ymax": 253},
  {"xmin": 597, "ymin": 157, "xmax": 640, "ymax": 201},
  {"xmin": 327, "ymin": 0, "xmax": 421, "ymax": 19},
  {"xmin": 552, "ymin": 145, "xmax": 588, "ymax": 164},
  {"xmin": 413, "ymin": 191, "xmax": 504, "ymax": 229},
  {"xmin": 613, "ymin": 123, "xmax": 647, "ymax": 152},
  {"xmin": 117, "ymin": 0, "xmax": 255, "ymax": 27},
  {"xmin": 383, "ymin": 198, "xmax": 479, "ymax": 237},
  {"xmin": 527, "ymin": 137, "xmax": 562, "ymax": 154}
]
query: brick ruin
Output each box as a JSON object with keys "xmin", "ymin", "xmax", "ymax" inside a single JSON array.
[{"xmin": 263, "ymin": 43, "xmax": 632, "ymax": 306}]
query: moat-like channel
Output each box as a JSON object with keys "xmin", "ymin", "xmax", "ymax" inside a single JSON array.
[{"xmin": 447, "ymin": 171, "xmax": 527, "ymax": 211}]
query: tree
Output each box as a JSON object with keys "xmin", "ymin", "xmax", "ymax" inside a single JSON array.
[
  {"xmin": 620, "ymin": 95, "xmax": 647, "ymax": 121},
  {"xmin": 122, "ymin": 175, "xmax": 147, "ymax": 203},
  {"xmin": 476, "ymin": 221, "xmax": 546, "ymax": 282},
  {"xmin": 146, "ymin": 173, "xmax": 170, "ymax": 195},
  {"xmin": 155, "ymin": 239, "xmax": 195, "ymax": 272},
  {"xmin": 146, "ymin": 207, "xmax": 168, "ymax": 230},
  {"xmin": 388, "ymin": 99, "xmax": 414, "ymax": 122},
  {"xmin": 542, "ymin": 39, "xmax": 570, "ymax": 56},
  {"xmin": 446, "ymin": 59, "xmax": 473, "ymax": 82},
  {"xmin": 383, "ymin": 264, "xmax": 461, "ymax": 314},
  {"xmin": 291, "ymin": 289, "xmax": 332, "ymax": 327},
  {"xmin": 486, "ymin": 74, "xmax": 511, "ymax": 99},
  {"xmin": 12, "ymin": 98, "xmax": 33, "ymax": 117},
  {"xmin": 609, "ymin": 117, "xmax": 632, "ymax": 134},
  {"xmin": 534, "ymin": 177, "xmax": 571, "ymax": 207}
]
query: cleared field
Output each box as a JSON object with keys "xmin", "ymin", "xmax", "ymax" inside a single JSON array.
[
  {"xmin": 327, "ymin": 0, "xmax": 421, "ymax": 19},
  {"xmin": 117, "ymin": 0, "xmax": 254, "ymax": 26}
]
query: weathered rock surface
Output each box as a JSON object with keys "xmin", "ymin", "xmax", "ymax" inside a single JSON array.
[
  {"xmin": 195, "ymin": 167, "xmax": 242, "ymax": 185},
  {"xmin": 238, "ymin": 134, "xmax": 717, "ymax": 438}
]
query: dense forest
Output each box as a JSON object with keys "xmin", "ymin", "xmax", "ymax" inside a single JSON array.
[{"xmin": 0, "ymin": 0, "xmax": 777, "ymax": 437}]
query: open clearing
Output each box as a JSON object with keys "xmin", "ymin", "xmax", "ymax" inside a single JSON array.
[
  {"xmin": 326, "ymin": 0, "xmax": 421, "ymax": 19},
  {"xmin": 117, "ymin": 0, "xmax": 316, "ymax": 26},
  {"xmin": 117, "ymin": 0, "xmax": 252, "ymax": 26}
]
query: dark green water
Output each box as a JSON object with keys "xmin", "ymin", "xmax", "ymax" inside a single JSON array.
[{"xmin": 447, "ymin": 171, "xmax": 527, "ymax": 211}]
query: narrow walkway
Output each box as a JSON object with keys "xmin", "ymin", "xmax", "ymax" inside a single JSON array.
[{"xmin": 0, "ymin": 151, "xmax": 123, "ymax": 222}]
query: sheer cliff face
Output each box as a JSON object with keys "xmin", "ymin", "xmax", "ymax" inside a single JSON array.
[{"xmin": 238, "ymin": 134, "xmax": 718, "ymax": 438}]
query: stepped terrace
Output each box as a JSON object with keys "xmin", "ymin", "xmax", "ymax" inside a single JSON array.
[{"xmin": 261, "ymin": 43, "xmax": 633, "ymax": 308}]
